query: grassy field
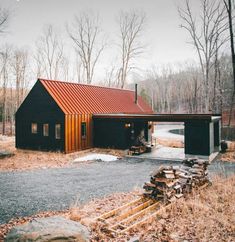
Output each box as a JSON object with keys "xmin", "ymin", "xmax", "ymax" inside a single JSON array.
[{"xmin": 66, "ymin": 175, "xmax": 235, "ymax": 241}]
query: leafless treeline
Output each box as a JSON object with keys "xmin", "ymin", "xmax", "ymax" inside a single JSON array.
[
  {"xmin": 139, "ymin": 0, "xmax": 234, "ymax": 116},
  {"xmin": 140, "ymin": 55, "xmax": 232, "ymax": 115},
  {"xmin": 0, "ymin": 8, "xmax": 146, "ymax": 134},
  {"xmin": 0, "ymin": 0, "xmax": 234, "ymax": 135}
]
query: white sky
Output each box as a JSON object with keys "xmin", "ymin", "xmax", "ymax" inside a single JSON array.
[{"xmin": 0, "ymin": 0, "xmax": 223, "ymax": 82}]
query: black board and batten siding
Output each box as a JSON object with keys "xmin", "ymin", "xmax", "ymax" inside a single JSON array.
[
  {"xmin": 16, "ymin": 81, "xmax": 65, "ymax": 151},
  {"xmin": 93, "ymin": 119, "xmax": 149, "ymax": 149},
  {"xmin": 184, "ymin": 120, "xmax": 221, "ymax": 156}
]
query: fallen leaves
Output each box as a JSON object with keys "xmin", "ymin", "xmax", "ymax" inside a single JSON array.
[{"xmin": 0, "ymin": 136, "xmax": 125, "ymax": 171}]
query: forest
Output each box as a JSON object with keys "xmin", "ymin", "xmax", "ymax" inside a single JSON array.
[{"xmin": 0, "ymin": 0, "xmax": 234, "ymax": 135}]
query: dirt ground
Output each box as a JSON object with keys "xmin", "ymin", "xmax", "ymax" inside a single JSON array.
[
  {"xmin": 156, "ymin": 138, "xmax": 184, "ymax": 148},
  {"xmin": 1, "ymin": 135, "xmax": 234, "ymax": 171},
  {"xmin": 0, "ymin": 175, "xmax": 234, "ymax": 242},
  {"xmin": 0, "ymin": 135, "xmax": 125, "ymax": 171}
]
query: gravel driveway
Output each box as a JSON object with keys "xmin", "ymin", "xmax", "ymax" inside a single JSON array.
[{"xmin": 1, "ymin": 158, "xmax": 235, "ymax": 224}]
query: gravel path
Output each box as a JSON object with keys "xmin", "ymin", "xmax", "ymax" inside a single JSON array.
[{"xmin": 1, "ymin": 159, "xmax": 235, "ymax": 224}]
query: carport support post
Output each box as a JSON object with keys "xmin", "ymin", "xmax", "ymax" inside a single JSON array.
[{"xmin": 213, "ymin": 120, "xmax": 221, "ymax": 152}]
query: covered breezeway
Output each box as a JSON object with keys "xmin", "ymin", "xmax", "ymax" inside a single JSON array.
[{"xmin": 93, "ymin": 114, "xmax": 221, "ymax": 161}]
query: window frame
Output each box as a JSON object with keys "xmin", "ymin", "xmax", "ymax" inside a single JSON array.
[
  {"xmin": 81, "ymin": 122, "xmax": 87, "ymax": 139},
  {"xmin": 31, "ymin": 123, "xmax": 38, "ymax": 134},
  {"xmin": 43, "ymin": 123, "xmax": 49, "ymax": 137},
  {"xmin": 55, "ymin": 124, "xmax": 61, "ymax": 140}
]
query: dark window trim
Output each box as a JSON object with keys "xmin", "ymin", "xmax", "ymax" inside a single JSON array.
[
  {"xmin": 55, "ymin": 124, "xmax": 61, "ymax": 139},
  {"xmin": 43, "ymin": 123, "xmax": 49, "ymax": 137},
  {"xmin": 81, "ymin": 122, "xmax": 87, "ymax": 139}
]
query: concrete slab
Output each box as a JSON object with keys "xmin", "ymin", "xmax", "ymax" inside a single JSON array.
[{"xmin": 136, "ymin": 146, "xmax": 185, "ymax": 160}]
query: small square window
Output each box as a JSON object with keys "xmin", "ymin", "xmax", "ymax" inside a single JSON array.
[
  {"xmin": 55, "ymin": 124, "xmax": 61, "ymax": 139},
  {"xmin": 31, "ymin": 123, "xmax": 37, "ymax": 134},
  {"xmin": 81, "ymin": 122, "xmax": 86, "ymax": 139},
  {"xmin": 43, "ymin": 124, "xmax": 49, "ymax": 136}
]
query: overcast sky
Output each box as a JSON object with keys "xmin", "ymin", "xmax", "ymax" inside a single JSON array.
[{"xmin": 0, "ymin": 0, "xmax": 215, "ymax": 81}]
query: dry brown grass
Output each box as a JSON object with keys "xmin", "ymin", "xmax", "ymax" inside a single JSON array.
[
  {"xmin": 70, "ymin": 190, "xmax": 141, "ymax": 225},
  {"xmin": 0, "ymin": 176, "xmax": 234, "ymax": 241},
  {"xmin": 221, "ymin": 141, "xmax": 235, "ymax": 162},
  {"xmin": 156, "ymin": 138, "xmax": 184, "ymax": 148},
  {"xmin": 69, "ymin": 175, "xmax": 235, "ymax": 242},
  {"xmin": 0, "ymin": 135, "xmax": 125, "ymax": 171}
]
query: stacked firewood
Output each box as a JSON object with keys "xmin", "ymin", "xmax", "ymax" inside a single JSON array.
[{"xmin": 143, "ymin": 158, "xmax": 210, "ymax": 203}]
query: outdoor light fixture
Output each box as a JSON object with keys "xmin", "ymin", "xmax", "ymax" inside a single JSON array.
[{"xmin": 125, "ymin": 123, "xmax": 131, "ymax": 128}]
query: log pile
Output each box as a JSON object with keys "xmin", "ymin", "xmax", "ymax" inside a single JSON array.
[{"xmin": 143, "ymin": 158, "xmax": 210, "ymax": 203}]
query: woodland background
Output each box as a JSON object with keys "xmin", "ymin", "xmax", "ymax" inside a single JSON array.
[{"xmin": 0, "ymin": 0, "xmax": 234, "ymax": 135}]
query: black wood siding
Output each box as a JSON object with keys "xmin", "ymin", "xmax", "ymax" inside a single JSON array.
[
  {"xmin": 94, "ymin": 119, "xmax": 127, "ymax": 149},
  {"xmin": 16, "ymin": 81, "xmax": 65, "ymax": 151},
  {"xmin": 185, "ymin": 121, "xmax": 210, "ymax": 156},
  {"xmin": 93, "ymin": 119, "xmax": 148, "ymax": 149}
]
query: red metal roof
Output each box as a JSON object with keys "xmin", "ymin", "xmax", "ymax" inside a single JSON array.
[{"xmin": 39, "ymin": 79, "xmax": 153, "ymax": 115}]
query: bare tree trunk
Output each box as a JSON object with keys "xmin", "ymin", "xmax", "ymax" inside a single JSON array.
[
  {"xmin": 67, "ymin": 12, "xmax": 105, "ymax": 84},
  {"xmin": 0, "ymin": 47, "xmax": 10, "ymax": 135},
  {"xmin": 2, "ymin": 62, "xmax": 7, "ymax": 135},
  {"xmin": 223, "ymin": 0, "xmax": 235, "ymax": 127},
  {"xmin": 35, "ymin": 25, "xmax": 64, "ymax": 81},
  {"xmin": 179, "ymin": 0, "xmax": 227, "ymax": 112},
  {"xmin": 118, "ymin": 10, "xmax": 146, "ymax": 88},
  {"xmin": 9, "ymin": 85, "xmax": 13, "ymax": 135}
]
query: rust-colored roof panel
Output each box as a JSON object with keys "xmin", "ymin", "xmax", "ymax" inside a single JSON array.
[{"xmin": 39, "ymin": 79, "xmax": 153, "ymax": 115}]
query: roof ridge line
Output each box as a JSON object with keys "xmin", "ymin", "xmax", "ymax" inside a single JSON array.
[{"xmin": 38, "ymin": 78, "xmax": 135, "ymax": 93}]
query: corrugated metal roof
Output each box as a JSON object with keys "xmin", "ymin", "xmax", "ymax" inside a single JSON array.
[{"xmin": 39, "ymin": 79, "xmax": 153, "ymax": 115}]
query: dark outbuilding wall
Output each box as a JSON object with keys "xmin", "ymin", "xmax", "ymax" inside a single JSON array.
[
  {"xmin": 93, "ymin": 119, "xmax": 148, "ymax": 149},
  {"xmin": 93, "ymin": 119, "xmax": 128, "ymax": 149},
  {"xmin": 185, "ymin": 121, "xmax": 211, "ymax": 156},
  {"xmin": 16, "ymin": 81, "xmax": 65, "ymax": 151}
]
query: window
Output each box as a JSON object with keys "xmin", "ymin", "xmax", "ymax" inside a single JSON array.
[
  {"xmin": 43, "ymin": 124, "xmax": 49, "ymax": 136},
  {"xmin": 81, "ymin": 122, "xmax": 87, "ymax": 139},
  {"xmin": 31, "ymin": 123, "xmax": 37, "ymax": 134},
  {"xmin": 55, "ymin": 124, "xmax": 61, "ymax": 139}
]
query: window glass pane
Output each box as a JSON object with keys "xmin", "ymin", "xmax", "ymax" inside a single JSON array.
[
  {"xmin": 55, "ymin": 124, "xmax": 61, "ymax": 139},
  {"xmin": 31, "ymin": 123, "xmax": 37, "ymax": 134},
  {"xmin": 81, "ymin": 122, "xmax": 86, "ymax": 138},
  {"xmin": 43, "ymin": 124, "xmax": 49, "ymax": 136}
]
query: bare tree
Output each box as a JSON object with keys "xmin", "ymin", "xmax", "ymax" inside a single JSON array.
[
  {"xmin": 67, "ymin": 12, "xmax": 105, "ymax": 84},
  {"xmin": 105, "ymin": 65, "xmax": 117, "ymax": 87},
  {"xmin": 0, "ymin": 7, "xmax": 9, "ymax": 35},
  {"xmin": 74, "ymin": 55, "xmax": 83, "ymax": 83},
  {"xmin": 117, "ymin": 10, "xmax": 146, "ymax": 88},
  {"xmin": 35, "ymin": 25, "xmax": 64, "ymax": 80},
  {"xmin": 179, "ymin": 0, "xmax": 228, "ymax": 112},
  {"xmin": 0, "ymin": 45, "xmax": 11, "ymax": 135},
  {"xmin": 223, "ymin": 0, "xmax": 235, "ymax": 127},
  {"xmin": 11, "ymin": 49, "xmax": 28, "ymax": 108}
]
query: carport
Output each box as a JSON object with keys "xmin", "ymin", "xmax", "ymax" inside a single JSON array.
[{"xmin": 93, "ymin": 114, "xmax": 221, "ymax": 160}]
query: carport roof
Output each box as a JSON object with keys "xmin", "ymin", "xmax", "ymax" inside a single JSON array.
[{"xmin": 93, "ymin": 113, "xmax": 221, "ymax": 122}]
